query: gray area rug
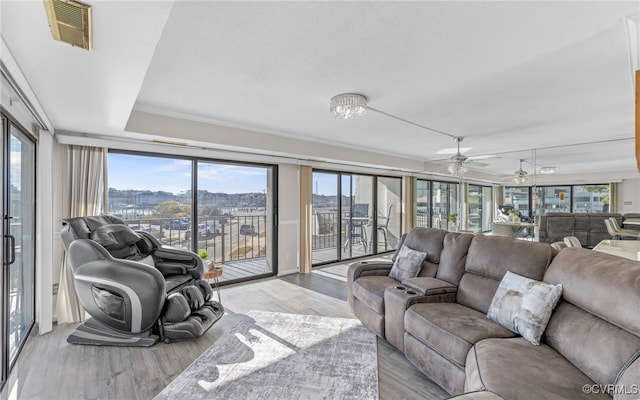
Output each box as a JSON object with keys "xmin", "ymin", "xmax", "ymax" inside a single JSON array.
[{"xmin": 154, "ymin": 311, "xmax": 378, "ymax": 400}]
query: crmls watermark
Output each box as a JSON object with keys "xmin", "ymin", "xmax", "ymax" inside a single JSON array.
[{"xmin": 582, "ymin": 384, "xmax": 639, "ymax": 395}]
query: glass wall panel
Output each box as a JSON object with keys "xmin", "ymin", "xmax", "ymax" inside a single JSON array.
[
  {"xmin": 536, "ymin": 186, "xmax": 572, "ymax": 214},
  {"xmin": 502, "ymin": 187, "xmax": 531, "ymax": 221},
  {"xmin": 4, "ymin": 122, "xmax": 35, "ymax": 373},
  {"xmin": 108, "ymin": 152, "xmax": 277, "ymax": 284},
  {"xmin": 311, "ymin": 172, "xmax": 339, "ymax": 264},
  {"xmin": 431, "ymin": 182, "xmax": 458, "ymax": 230},
  {"xmin": 108, "ymin": 153, "xmax": 193, "ymax": 250},
  {"xmin": 572, "ymin": 185, "xmax": 610, "ymax": 213},
  {"xmin": 312, "ymin": 171, "xmax": 401, "ymax": 266},
  {"xmin": 197, "ymin": 162, "xmax": 274, "ymax": 281},
  {"xmin": 481, "ymin": 186, "xmax": 493, "ymax": 231},
  {"xmin": 343, "ymin": 174, "xmax": 374, "ymax": 258},
  {"xmin": 416, "ymin": 180, "xmax": 430, "ymax": 228},
  {"xmin": 376, "ymin": 177, "xmax": 402, "ymax": 251},
  {"xmin": 467, "ymin": 184, "xmax": 493, "ymax": 233}
]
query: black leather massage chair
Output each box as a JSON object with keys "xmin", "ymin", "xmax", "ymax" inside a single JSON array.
[{"xmin": 60, "ymin": 215, "xmax": 224, "ymax": 346}]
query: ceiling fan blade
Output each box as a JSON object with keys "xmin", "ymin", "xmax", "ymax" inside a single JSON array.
[
  {"xmin": 467, "ymin": 161, "xmax": 488, "ymax": 167},
  {"xmin": 468, "ymin": 154, "xmax": 501, "ymax": 161}
]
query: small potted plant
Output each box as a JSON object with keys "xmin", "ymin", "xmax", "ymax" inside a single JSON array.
[
  {"xmin": 198, "ymin": 249, "xmax": 222, "ymax": 278},
  {"xmin": 448, "ymin": 213, "xmax": 458, "ymax": 232},
  {"xmin": 508, "ymin": 209, "xmax": 521, "ymax": 223}
]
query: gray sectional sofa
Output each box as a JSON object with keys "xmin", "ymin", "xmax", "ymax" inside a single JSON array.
[
  {"xmin": 347, "ymin": 227, "xmax": 640, "ymax": 399},
  {"xmin": 537, "ymin": 213, "xmax": 623, "ymax": 247}
]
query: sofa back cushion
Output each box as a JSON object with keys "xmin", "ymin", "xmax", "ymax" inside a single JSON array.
[
  {"xmin": 457, "ymin": 235, "xmax": 553, "ymax": 314},
  {"xmin": 543, "ymin": 248, "xmax": 640, "ymax": 386},
  {"xmin": 544, "ymin": 213, "xmax": 575, "ymax": 243},
  {"xmin": 436, "ymin": 232, "xmax": 474, "ymax": 285},
  {"xmin": 400, "ymin": 227, "xmax": 448, "ymax": 278}
]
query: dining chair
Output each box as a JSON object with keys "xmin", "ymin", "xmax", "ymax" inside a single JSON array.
[
  {"xmin": 608, "ymin": 217, "xmax": 640, "ymax": 239},
  {"xmin": 377, "ymin": 203, "xmax": 394, "ymax": 251},
  {"xmin": 564, "ymin": 236, "xmax": 582, "ymax": 248}
]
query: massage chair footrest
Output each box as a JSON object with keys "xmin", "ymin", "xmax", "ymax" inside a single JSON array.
[
  {"xmin": 67, "ymin": 317, "xmax": 159, "ymax": 347},
  {"xmin": 161, "ymin": 301, "xmax": 224, "ymax": 343}
]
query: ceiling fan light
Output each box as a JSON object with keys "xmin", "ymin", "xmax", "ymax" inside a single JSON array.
[
  {"xmin": 448, "ymin": 163, "xmax": 468, "ymax": 176},
  {"xmin": 330, "ymin": 93, "xmax": 367, "ymax": 120},
  {"xmin": 514, "ymin": 175, "xmax": 527, "ymax": 184}
]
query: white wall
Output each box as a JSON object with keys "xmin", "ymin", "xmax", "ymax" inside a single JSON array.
[
  {"xmin": 50, "ymin": 140, "xmax": 68, "ymax": 322},
  {"xmin": 619, "ymin": 177, "xmax": 640, "ymax": 213}
]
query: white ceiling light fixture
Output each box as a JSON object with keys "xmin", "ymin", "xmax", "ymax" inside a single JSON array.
[
  {"xmin": 540, "ymin": 166, "xmax": 556, "ymax": 174},
  {"xmin": 329, "ymin": 93, "xmax": 367, "ymax": 120},
  {"xmin": 330, "ymin": 93, "xmax": 477, "ymax": 177}
]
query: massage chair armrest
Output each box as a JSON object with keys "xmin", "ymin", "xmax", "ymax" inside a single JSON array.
[
  {"xmin": 347, "ymin": 260, "xmax": 394, "ymax": 286},
  {"xmin": 138, "ymin": 231, "xmax": 203, "ymax": 279},
  {"xmin": 68, "ymin": 239, "xmax": 166, "ymax": 333}
]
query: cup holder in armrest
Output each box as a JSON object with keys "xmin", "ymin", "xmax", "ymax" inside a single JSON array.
[
  {"xmin": 394, "ymin": 285, "xmax": 407, "ymax": 291},
  {"xmin": 404, "ymin": 290, "xmax": 418, "ymax": 295}
]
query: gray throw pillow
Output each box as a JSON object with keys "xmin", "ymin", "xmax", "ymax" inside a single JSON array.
[
  {"xmin": 389, "ymin": 245, "xmax": 428, "ymax": 281},
  {"xmin": 487, "ymin": 271, "xmax": 563, "ymax": 345}
]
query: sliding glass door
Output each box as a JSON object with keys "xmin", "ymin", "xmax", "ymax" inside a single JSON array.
[
  {"xmin": 311, "ymin": 171, "xmax": 401, "ymax": 266},
  {"xmin": 107, "ymin": 152, "xmax": 277, "ymax": 285},
  {"xmin": 2, "ymin": 116, "xmax": 35, "ymax": 387}
]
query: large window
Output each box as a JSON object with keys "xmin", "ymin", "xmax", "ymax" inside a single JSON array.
[
  {"xmin": 572, "ymin": 185, "xmax": 610, "ymax": 213},
  {"xmin": 504, "ymin": 184, "xmax": 610, "ymax": 218},
  {"xmin": 415, "ymin": 179, "xmax": 460, "ymax": 230},
  {"xmin": 468, "ymin": 184, "xmax": 493, "ymax": 233},
  {"xmin": 108, "ymin": 152, "xmax": 276, "ymax": 284},
  {"xmin": 311, "ymin": 171, "xmax": 402, "ymax": 266}
]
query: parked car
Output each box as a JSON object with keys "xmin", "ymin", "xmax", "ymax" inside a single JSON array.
[
  {"xmin": 240, "ymin": 224, "xmax": 255, "ymax": 235},
  {"xmin": 164, "ymin": 219, "xmax": 190, "ymax": 230},
  {"xmin": 185, "ymin": 223, "xmax": 211, "ymax": 240}
]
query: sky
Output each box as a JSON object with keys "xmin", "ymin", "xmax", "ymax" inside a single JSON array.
[
  {"xmin": 107, "ymin": 154, "xmax": 379, "ymax": 196},
  {"xmin": 108, "ymin": 153, "xmax": 268, "ymax": 194}
]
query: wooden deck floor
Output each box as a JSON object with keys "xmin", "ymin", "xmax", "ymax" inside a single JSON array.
[{"xmin": 216, "ymin": 244, "xmax": 394, "ymax": 283}]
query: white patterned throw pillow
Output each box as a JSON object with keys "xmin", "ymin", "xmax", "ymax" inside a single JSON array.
[
  {"xmin": 487, "ymin": 271, "xmax": 563, "ymax": 345},
  {"xmin": 389, "ymin": 245, "xmax": 428, "ymax": 282}
]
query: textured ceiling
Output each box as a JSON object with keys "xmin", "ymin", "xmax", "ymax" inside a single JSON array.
[{"xmin": 2, "ymin": 1, "xmax": 639, "ymax": 182}]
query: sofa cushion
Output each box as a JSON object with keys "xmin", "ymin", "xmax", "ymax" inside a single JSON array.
[
  {"xmin": 544, "ymin": 248, "xmax": 640, "ymax": 387},
  {"xmin": 402, "ymin": 226, "xmax": 448, "ymax": 264},
  {"xmin": 487, "ymin": 271, "xmax": 562, "ymax": 345},
  {"xmin": 545, "ymin": 302, "xmax": 640, "ymax": 389},
  {"xmin": 457, "ymin": 236, "xmax": 553, "ymax": 314},
  {"xmin": 405, "ymin": 302, "xmax": 515, "ymax": 367},
  {"xmin": 351, "ymin": 275, "xmax": 399, "ymax": 314},
  {"xmin": 389, "ymin": 245, "xmax": 428, "ymax": 281},
  {"xmin": 436, "ymin": 232, "xmax": 474, "ymax": 286},
  {"xmin": 466, "ymin": 337, "xmax": 610, "ymax": 400},
  {"xmin": 544, "ymin": 248, "xmax": 640, "ymax": 336}
]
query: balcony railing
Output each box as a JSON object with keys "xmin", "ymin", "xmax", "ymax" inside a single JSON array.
[{"xmin": 121, "ymin": 215, "xmax": 267, "ymax": 264}]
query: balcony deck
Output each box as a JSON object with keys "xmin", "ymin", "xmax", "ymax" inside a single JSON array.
[{"xmin": 214, "ymin": 244, "xmax": 393, "ymax": 284}]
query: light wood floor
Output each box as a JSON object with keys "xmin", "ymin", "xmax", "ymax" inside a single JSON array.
[{"xmin": 1, "ymin": 263, "xmax": 448, "ymax": 400}]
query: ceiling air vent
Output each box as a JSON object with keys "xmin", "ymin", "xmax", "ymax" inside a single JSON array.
[{"xmin": 44, "ymin": 0, "xmax": 92, "ymax": 51}]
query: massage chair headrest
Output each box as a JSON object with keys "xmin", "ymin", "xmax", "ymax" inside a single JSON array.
[{"xmin": 90, "ymin": 224, "xmax": 153, "ymax": 260}]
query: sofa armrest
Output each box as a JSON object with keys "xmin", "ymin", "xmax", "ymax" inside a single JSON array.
[
  {"xmin": 401, "ymin": 277, "xmax": 457, "ymax": 296},
  {"xmin": 347, "ymin": 260, "xmax": 394, "ymax": 286}
]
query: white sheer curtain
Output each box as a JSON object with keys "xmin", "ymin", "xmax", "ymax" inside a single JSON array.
[{"xmin": 56, "ymin": 145, "xmax": 107, "ymax": 324}]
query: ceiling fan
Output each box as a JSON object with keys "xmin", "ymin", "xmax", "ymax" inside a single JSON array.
[
  {"xmin": 501, "ymin": 158, "xmax": 529, "ymax": 183},
  {"xmin": 443, "ymin": 137, "xmax": 491, "ymax": 176}
]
